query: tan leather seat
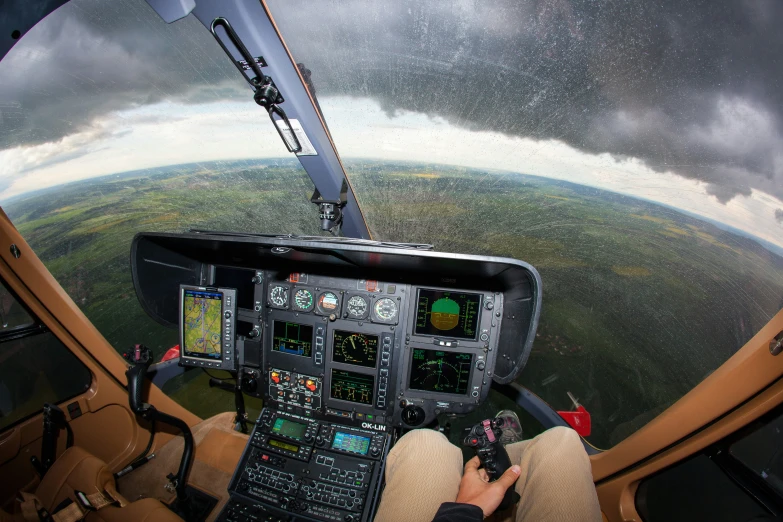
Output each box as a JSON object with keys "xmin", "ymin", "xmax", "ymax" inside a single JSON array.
[{"xmin": 2, "ymin": 446, "xmax": 182, "ymax": 522}]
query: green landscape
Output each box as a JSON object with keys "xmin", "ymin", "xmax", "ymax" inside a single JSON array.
[{"xmin": 4, "ymin": 159, "xmax": 783, "ymax": 449}]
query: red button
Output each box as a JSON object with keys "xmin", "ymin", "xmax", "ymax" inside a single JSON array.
[
  {"xmin": 471, "ymin": 438, "xmax": 478, "ymax": 445},
  {"xmin": 262, "ymin": 455, "xmax": 269, "ymax": 461}
]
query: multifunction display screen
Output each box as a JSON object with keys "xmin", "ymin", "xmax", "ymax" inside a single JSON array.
[
  {"xmin": 408, "ymin": 348, "xmax": 473, "ymax": 395},
  {"xmin": 330, "ymin": 369, "xmax": 374, "ymax": 405},
  {"xmin": 182, "ymin": 289, "xmax": 223, "ymax": 360},
  {"xmin": 414, "ymin": 289, "xmax": 482, "ymax": 340},
  {"xmin": 271, "ymin": 418, "xmax": 307, "ymax": 441},
  {"xmin": 331, "ymin": 432, "xmax": 371, "ymax": 455},
  {"xmin": 332, "ymin": 330, "xmax": 378, "ymax": 368},
  {"xmin": 272, "ymin": 321, "xmax": 313, "ymax": 358}
]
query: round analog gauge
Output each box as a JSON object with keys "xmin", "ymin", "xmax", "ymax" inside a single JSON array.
[
  {"xmin": 346, "ymin": 295, "xmax": 369, "ymax": 319},
  {"xmin": 293, "ymin": 288, "xmax": 314, "ymax": 311},
  {"xmin": 340, "ymin": 333, "xmax": 370, "ymax": 361},
  {"xmin": 269, "ymin": 285, "xmax": 289, "ymax": 308},
  {"xmin": 373, "ymin": 297, "xmax": 398, "ymax": 322},
  {"xmin": 317, "ymin": 291, "xmax": 340, "ymax": 314}
]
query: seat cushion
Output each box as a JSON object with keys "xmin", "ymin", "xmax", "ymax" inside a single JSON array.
[{"xmin": 35, "ymin": 446, "xmax": 119, "ymax": 512}]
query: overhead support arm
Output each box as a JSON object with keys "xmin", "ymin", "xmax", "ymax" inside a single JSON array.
[{"xmin": 188, "ymin": 0, "xmax": 371, "ymax": 239}]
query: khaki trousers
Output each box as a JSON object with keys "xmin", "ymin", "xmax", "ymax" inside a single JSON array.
[{"xmin": 374, "ymin": 426, "xmax": 602, "ymax": 522}]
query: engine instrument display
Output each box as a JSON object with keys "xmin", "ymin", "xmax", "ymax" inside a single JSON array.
[
  {"xmin": 332, "ymin": 330, "xmax": 378, "ymax": 368},
  {"xmin": 414, "ymin": 289, "xmax": 481, "ymax": 340},
  {"xmin": 408, "ymin": 348, "xmax": 473, "ymax": 395},
  {"xmin": 317, "ymin": 291, "xmax": 340, "ymax": 315},
  {"xmin": 292, "ymin": 288, "xmax": 314, "ymax": 312},
  {"xmin": 372, "ymin": 297, "xmax": 398, "ymax": 323},
  {"xmin": 182, "ymin": 289, "xmax": 223, "ymax": 360},
  {"xmin": 271, "ymin": 418, "xmax": 307, "ymax": 441},
  {"xmin": 330, "ymin": 369, "xmax": 374, "ymax": 405},
  {"xmin": 269, "ymin": 285, "xmax": 289, "ymax": 308},
  {"xmin": 272, "ymin": 321, "xmax": 313, "ymax": 358},
  {"xmin": 345, "ymin": 295, "xmax": 369, "ymax": 319},
  {"xmin": 331, "ymin": 432, "xmax": 371, "ymax": 455}
]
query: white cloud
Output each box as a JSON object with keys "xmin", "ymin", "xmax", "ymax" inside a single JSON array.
[{"xmin": 1, "ymin": 95, "xmax": 782, "ymax": 250}]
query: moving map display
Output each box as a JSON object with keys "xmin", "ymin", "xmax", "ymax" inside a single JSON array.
[
  {"xmin": 330, "ymin": 369, "xmax": 374, "ymax": 405},
  {"xmin": 409, "ymin": 348, "xmax": 473, "ymax": 395},
  {"xmin": 414, "ymin": 289, "xmax": 482, "ymax": 340},
  {"xmin": 272, "ymin": 321, "xmax": 313, "ymax": 358},
  {"xmin": 182, "ymin": 289, "xmax": 223, "ymax": 360}
]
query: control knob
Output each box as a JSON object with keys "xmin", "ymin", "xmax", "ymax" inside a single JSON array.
[
  {"xmin": 370, "ymin": 447, "xmax": 380, "ymax": 457},
  {"xmin": 315, "ymin": 435, "xmax": 325, "ymax": 446},
  {"xmin": 248, "ymin": 327, "xmax": 260, "ymax": 338},
  {"xmin": 401, "ymin": 405, "xmax": 425, "ymax": 426},
  {"xmin": 224, "ymin": 310, "xmax": 232, "ymax": 318},
  {"xmin": 251, "ymin": 274, "xmax": 263, "ymax": 284},
  {"xmin": 242, "ymin": 373, "xmax": 258, "ymax": 393}
]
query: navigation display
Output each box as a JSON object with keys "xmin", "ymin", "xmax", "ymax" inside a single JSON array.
[
  {"xmin": 272, "ymin": 321, "xmax": 313, "ymax": 358},
  {"xmin": 330, "ymin": 369, "xmax": 374, "ymax": 405},
  {"xmin": 332, "ymin": 330, "xmax": 378, "ymax": 368},
  {"xmin": 414, "ymin": 289, "xmax": 482, "ymax": 340},
  {"xmin": 331, "ymin": 432, "xmax": 371, "ymax": 455},
  {"xmin": 408, "ymin": 348, "xmax": 473, "ymax": 395},
  {"xmin": 182, "ymin": 289, "xmax": 223, "ymax": 360},
  {"xmin": 271, "ymin": 418, "xmax": 307, "ymax": 441}
]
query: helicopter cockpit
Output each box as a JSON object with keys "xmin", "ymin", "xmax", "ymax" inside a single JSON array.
[{"xmin": 2, "ymin": 0, "xmax": 783, "ymax": 521}]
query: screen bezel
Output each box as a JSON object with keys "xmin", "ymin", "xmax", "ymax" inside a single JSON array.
[
  {"xmin": 329, "ymin": 368, "xmax": 375, "ymax": 406},
  {"xmin": 180, "ymin": 287, "xmax": 224, "ymax": 362},
  {"xmin": 413, "ymin": 288, "xmax": 483, "ymax": 341},
  {"xmin": 407, "ymin": 347, "xmax": 474, "ymax": 396},
  {"xmin": 331, "ymin": 330, "xmax": 379, "ymax": 369},
  {"xmin": 271, "ymin": 320, "xmax": 314, "ymax": 359}
]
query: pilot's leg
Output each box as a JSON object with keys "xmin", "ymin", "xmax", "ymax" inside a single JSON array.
[
  {"xmin": 374, "ymin": 429, "xmax": 463, "ymax": 522},
  {"xmin": 493, "ymin": 426, "xmax": 602, "ymax": 522}
]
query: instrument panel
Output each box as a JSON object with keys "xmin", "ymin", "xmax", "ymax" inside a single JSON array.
[{"xmin": 203, "ymin": 268, "xmax": 503, "ymax": 429}]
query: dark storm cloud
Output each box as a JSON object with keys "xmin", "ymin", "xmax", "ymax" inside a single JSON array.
[
  {"xmin": 267, "ymin": 0, "xmax": 783, "ymax": 202},
  {"xmin": 1, "ymin": 0, "xmax": 782, "ymax": 203},
  {"xmin": 0, "ymin": 0, "xmax": 245, "ymax": 149}
]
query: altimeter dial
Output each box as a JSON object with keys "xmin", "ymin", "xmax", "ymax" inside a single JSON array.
[{"xmin": 346, "ymin": 295, "xmax": 369, "ymax": 319}]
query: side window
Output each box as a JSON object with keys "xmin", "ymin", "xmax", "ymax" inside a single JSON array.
[{"xmin": 0, "ymin": 280, "xmax": 92, "ymax": 431}]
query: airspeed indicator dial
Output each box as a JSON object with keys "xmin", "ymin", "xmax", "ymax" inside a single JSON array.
[
  {"xmin": 269, "ymin": 285, "xmax": 289, "ymax": 308},
  {"xmin": 346, "ymin": 295, "xmax": 369, "ymax": 319},
  {"xmin": 373, "ymin": 297, "xmax": 398, "ymax": 323},
  {"xmin": 293, "ymin": 288, "xmax": 314, "ymax": 312}
]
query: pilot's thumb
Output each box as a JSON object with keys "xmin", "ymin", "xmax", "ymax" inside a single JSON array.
[{"xmin": 495, "ymin": 465, "xmax": 521, "ymax": 489}]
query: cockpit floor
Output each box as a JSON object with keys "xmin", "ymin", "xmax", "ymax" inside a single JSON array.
[{"xmin": 117, "ymin": 412, "xmax": 246, "ymax": 522}]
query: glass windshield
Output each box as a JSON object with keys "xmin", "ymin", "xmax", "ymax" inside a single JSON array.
[
  {"xmin": 0, "ymin": 0, "xmax": 323, "ymax": 418},
  {"xmin": 266, "ymin": 1, "xmax": 783, "ymax": 448}
]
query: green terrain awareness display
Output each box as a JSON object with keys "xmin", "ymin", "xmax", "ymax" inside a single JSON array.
[
  {"xmin": 182, "ymin": 289, "xmax": 223, "ymax": 360},
  {"xmin": 414, "ymin": 289, "xmax": 481, "ymax": 340},
  {"xmin": 271, "ymin": 418, "xmax": 307, "ymax": 441},
  {"xmin": 272, "ymin": 321, "xmax": 313, "ymax": 358}
]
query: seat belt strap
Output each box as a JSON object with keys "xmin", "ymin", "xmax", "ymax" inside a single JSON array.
[{"xmin": 19, "ymin": 493, "xmax": 86, "ymax": 522}]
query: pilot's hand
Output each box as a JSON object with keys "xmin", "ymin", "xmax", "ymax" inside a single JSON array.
[{"xmin": 455, "ymin": 456, "xmax": 521, "ymax": 517}]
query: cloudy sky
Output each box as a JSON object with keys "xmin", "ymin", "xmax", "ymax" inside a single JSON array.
[{"xmin": 0, "ymin": 0, "xmax": 782, "ymax": 246}]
